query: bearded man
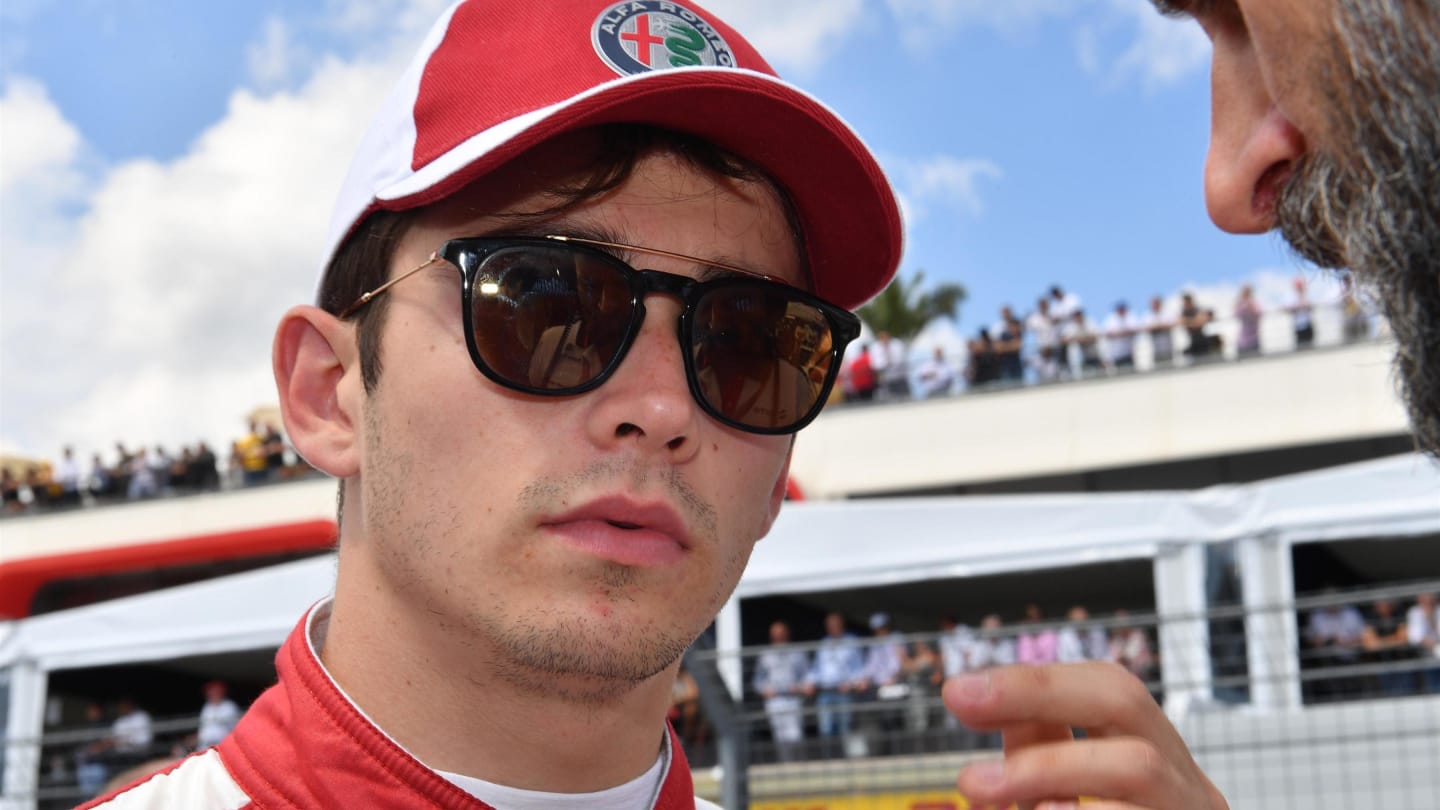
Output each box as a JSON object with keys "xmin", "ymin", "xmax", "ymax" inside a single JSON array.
[{"xmin": 1152, "ymin": 0, "xmax": 1440, "ymax": 454}]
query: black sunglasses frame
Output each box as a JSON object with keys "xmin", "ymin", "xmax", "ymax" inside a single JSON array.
[{"xmin": 348, "ymin": 235, "xmax": 861, "ymax": 435}]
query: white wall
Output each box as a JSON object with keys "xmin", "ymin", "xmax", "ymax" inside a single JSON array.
[{"xmin": 791, "ymin": 342, "xmax": 1407, "ymax": 498}]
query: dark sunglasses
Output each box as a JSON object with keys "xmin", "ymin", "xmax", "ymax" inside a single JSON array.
[{"xmin": 338, "ymin": 235, "xmax": 861, "ymax": 434}]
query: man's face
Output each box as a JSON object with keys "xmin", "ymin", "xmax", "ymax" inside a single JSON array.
[
  {"xmin": 352, "ymin": 138, "xmax": 798, "ymax": 697},
  {"xmin": 1163, "ymin": 0, "xmax": 1440, "ymax": 453},
  {"xmin": 770, "ymin": 621, "xmax": 790, "ymax": 644},
  {"xmin": 825, "ymin": 612, "xmax": 845, "ymax": 637}
]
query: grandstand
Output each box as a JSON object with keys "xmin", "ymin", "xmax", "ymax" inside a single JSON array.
[{"xmin": 2, "ymin": 328, "xmax": 1437, "ymax": 808}]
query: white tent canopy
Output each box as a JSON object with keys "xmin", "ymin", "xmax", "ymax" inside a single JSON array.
[
  {"xmin": 0, "ymin": 555, "xmax": 337, "ymax": 674},
  {"xmin": 741, "ymin": 452, "xmax": 1440, "ymax": 598}
]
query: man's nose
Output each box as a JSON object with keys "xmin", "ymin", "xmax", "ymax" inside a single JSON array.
[
  {"xmin": 1202, "ymin": 32, "xmax": 1308, "ymax": 234},
  {"xmin": 583, "ymin": 299, "xmax": 701, "ymax": 461}
]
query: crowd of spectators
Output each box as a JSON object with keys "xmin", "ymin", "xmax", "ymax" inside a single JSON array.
[
  {"xmin": 5, "ymin": 278, "xmax": 1380, "ymax": 515},
  {"xmin": 837, "ymin": 274, "xmax": 1379, "ymax": 403},
  {"xmin": 724, "ymin": 588, "xmax": 1439, "ymax": 762},
  {"xmin": 1, "ymin": 422, "xmax": 313, "ymax": 518},
  {"xmin": 1304, "ymin": 591, "xmax": 1440, "ymax": 702},
  {"xmin": 745, "ymin": 605, "xmax": 1155, "ymax": 761},
  {"xmin": 51, "ymin": 681, "xmax": 244, "ymax": 803}
]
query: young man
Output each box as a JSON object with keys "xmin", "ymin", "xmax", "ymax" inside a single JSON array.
[
  {"xmin": 1150, "ymin": 0, "xmax": 1440, "ymax": 455},
  {"xmin": 84, "ymin": 2, "xmax": 1223, "ymax": 808},
  {"xmin": 751, "ymin": 621, "xmax": 811, "ymax": 763},
  {"xmin": 1102, "ymin": 301, "xmax": 1140, "ymax": 370},
  {"xmin": 195, "ymin": 681, "xmax": 242, "ymax": 751},
  {"xmin": 1143, "ymin": 296, "xmax": 1176, "ymax": 366}
]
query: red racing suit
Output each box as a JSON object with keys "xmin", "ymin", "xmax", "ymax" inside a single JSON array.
[{"xmin": 79, "ymin": 605, "xmax": 710, "ymax": 809}]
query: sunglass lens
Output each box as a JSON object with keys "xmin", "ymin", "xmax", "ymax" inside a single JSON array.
[
  {"xmin": 691, "ymin": 285, "xmax": 833, "ymax": 430},
  {"xmin": 469, "ymin": 247, "xmax": 633, "ymax": 391}
]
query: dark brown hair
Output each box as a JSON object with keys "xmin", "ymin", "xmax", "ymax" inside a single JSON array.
[{"xmin": 316, "ymin": 124, "xmax": 808, "ymax": 393}]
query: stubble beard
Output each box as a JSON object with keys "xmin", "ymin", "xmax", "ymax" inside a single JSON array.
[
  {"xmin": 487, "ymin": 460, "xmax": 746, "ymax": 704},
  {"xmin": 1273, "ymin": 0, "xmax": 1440, "ymax": 455},
  {"xmin": 365, "ymin": 403, "xmax": 747, "ymax": 704}
]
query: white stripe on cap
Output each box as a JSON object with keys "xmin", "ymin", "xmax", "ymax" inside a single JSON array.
[{"xmin": 319, "ymin": 0, "xmax": 463, "ymax": 292}]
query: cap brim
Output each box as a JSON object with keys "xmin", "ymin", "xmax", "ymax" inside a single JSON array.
[{"xmin": 373, "ymin": 68, "xmax": 902, "ymax": 310}]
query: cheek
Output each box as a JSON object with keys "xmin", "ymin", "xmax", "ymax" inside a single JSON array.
[
  {"xmin": 361, "ymin": 339, "xmax": 510, "ymax": 530},
  {"xmin": 1239, "ymin": 1, "xmax": 1331, "ymax": 139},
  {"xmin": 712, "ymin": 440, "xmax": 789, "ymax": 540},
  {"xmin": 379, "ymin": 314, "xmax": 493, "ymax": 444}
]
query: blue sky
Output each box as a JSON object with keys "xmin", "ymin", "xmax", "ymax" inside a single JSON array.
[{"xmin": 0, "ymin": 0, "xmax": 1321, "ymax": 460}]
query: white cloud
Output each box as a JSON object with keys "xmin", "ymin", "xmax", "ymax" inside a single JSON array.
[
  {"xmin": 886, "ymin": 0, "xmax": 1074, "ymax": 48},
  {"xmin": 700, "ymin": 0, "xmax": 867, "ymax": 76},
  {"xmin": 0, "ymin": 80, "xmax": 99, "ymax": 457},
  {"xmin": 1075, "ymin": 24, "xmax": 1102, "ymax": 75},
  {"xmin": 324, "ymin": 0, "xmax": 414, "ymax": 35},
  {"xmin": 0, "ymin": 77, "xmax": 82, "ymax": 195},
  {"xmin": 0, "ymin": 50, "xmax": 407, "ymax": 461},
  {"xmin": 246, "ymin": 16, "xmax": 304, "ymax": 89},
  {"xmin": 889, "ymin": 154, "xmax": 1002, "ymax": 225},
  {"xmin": 876, "ymin": 0, "xmax": 1207, "ymax": 90},
  {"xmin": 320, "ymin": 0, "xmax": 457, "ymax": 56},
  {"xmin": 1094, "ymin": 0, "xmax": 1210, "ymax": 92}
]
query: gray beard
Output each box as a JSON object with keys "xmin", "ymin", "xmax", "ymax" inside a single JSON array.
[{"xmin": 1273, "ymin": 0, "xmax": 1440, "ymax": 456}]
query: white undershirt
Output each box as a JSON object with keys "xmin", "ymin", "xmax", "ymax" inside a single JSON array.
[
  {"xmin": 304, "ymin": 599, "xmax": 672, "ymax": 810},
  {"xmin": 437, "ymin": 736, "xmax": 668, "ymax": 810}
]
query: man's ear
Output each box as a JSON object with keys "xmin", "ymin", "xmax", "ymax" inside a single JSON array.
[{"xmin": 272, "ymin": 305, "xmax": 362, "ymax": 478}]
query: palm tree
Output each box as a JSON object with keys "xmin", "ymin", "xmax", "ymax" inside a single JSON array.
[{"xmin": 856, "ymin": 270, "xmax": 966, "ymax": 340}]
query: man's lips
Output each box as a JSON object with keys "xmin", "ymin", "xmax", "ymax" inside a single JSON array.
[{"xmin": 540, "ymin": 496, "xmax": 691, "ymax": 567}]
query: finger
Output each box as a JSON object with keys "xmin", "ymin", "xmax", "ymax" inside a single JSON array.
[
  {"xmin": 941, "ymin": 677, "xmax": 1075, "ymax": 744},
  {"xmin": 959, "ymin": 737, "xmax": 1190, "ymax": 809},
  {"xmin": 944, "ymin": 663, "xmax": 1189, "ymax": 762},
  {"xmin": 953, "ymin": 721, "xmax": 1074, "ymax": 810},
  {"xmin": 1001, "ymin": 721, "xmax": 1076, "ymax": 810},
  {"xmin": 1004, "ymin": 720, "xmax": 1074, "ymax": 752}
]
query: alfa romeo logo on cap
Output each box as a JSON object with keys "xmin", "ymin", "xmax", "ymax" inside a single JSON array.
[{"xmin": 592, "ymin": 1, "xmax": 735, "ymax": 77}]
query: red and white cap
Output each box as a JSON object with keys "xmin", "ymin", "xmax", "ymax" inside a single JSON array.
[{"xmin": 320, "ymin": 0, "xmax": 902, "ymax": 310}]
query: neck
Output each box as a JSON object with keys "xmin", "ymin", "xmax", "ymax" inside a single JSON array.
[{"xmin": 320, "ymin": 542, "xmax": 676, "ymax": 793}]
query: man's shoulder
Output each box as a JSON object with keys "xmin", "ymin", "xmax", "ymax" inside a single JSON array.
[{"xmin": 79, "ymin": 749, "xmax": 250, "ymax": 810}]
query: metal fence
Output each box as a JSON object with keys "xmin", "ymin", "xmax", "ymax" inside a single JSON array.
[
  {"xmin": 7, "ymin": 582, "xmax": 1439, "ymax": 808},
  {"xmin": 7, "ymin": 714, "xmax": 200, "ymax": 809},
  {"xmin": 681, "ymin": 581, "xmax": 1440, "ymax": 809},
  {"xmin": 845, "ymin": 299, "xmax": 1387, "ymax": 402}
]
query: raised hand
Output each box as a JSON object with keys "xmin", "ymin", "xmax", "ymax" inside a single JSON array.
[{"xmin": 943, "ymin": 662, "xmax": 1229, "ymax": 810}]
